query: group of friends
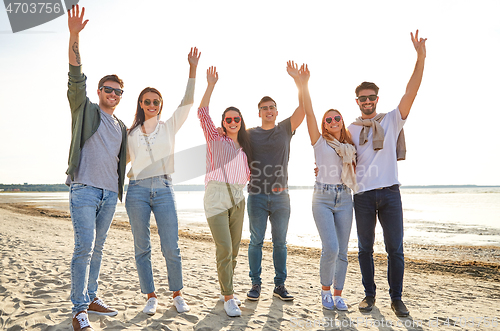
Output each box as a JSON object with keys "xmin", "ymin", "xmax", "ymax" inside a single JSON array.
[{"xmin": 65, "ymin": 5, "xmax": 426, "ymax": 331}]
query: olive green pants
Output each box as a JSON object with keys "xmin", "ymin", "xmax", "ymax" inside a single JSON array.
[{"xmin": 204, "ymin": 181, "xmax": 245, "ymax": 296}]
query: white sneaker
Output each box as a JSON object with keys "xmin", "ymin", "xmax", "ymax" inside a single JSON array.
[
  {"xmin": 143, "ymin": 297, "xmax": 158, "ymax": 315},
  {"xmin": 173, "ymin": 296, "xmax": 190, "ymax": 313},
  {"xmin": 334, "ymin": 296, "xmax": 348, "ymax": 311},
  {"xmin": 219, "ymin": 294, "xmax": 241, "ymax": 306},
  {"xmin": 223, "ymin": 298, "xmax": 241, "ymax": 317}
]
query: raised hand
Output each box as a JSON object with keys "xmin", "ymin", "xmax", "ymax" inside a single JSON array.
[
  {"xmin": 411, "ymin": 29, "xmax": 427, "ymax": 59},
  {"xmin": 200, "ymin": 66, "xmax": 218, "ymax": 108},
  {"xmin": 207, "ymin": 66, "xmax": 218, "ymax": 85},
  {"xmin": 399, "ymin": 30, "xmax": 427, "ymax": 119},
  {"xmin": 188, "ymin": 47, "xmax": 201, "ymax": 67},
  {"xmin": 287, "ymin": 60, "xmax": 300, "ymax": 80},
  {"xmin": 298, "ymin": 63, "xmax": 310, "ymax": 84},
  {"xmin": 67, "ymin": 5, "xmax": 88, "ymax": 35}
]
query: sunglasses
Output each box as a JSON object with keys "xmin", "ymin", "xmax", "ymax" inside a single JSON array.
[
  {"xmin": 325, "ymin": 115, "xmax": 342, "ymax": 124},
  {"xmin": 259, "ymin": 105, "xmax": 276, "ymax": 111},
  {"xmin": 224, "ymin": 116, "xmax": 241, "ymax": 124},
  {"xmin": 99, "ymin": 86, "xmax": 124, "ymax": 96},
  {"xmin": 143, "ymin": 99, "xmax": 161, "ymax": 106},
  {"xmin": 357, "ymin": 95, "xmax": 377, "ymax": 102}
]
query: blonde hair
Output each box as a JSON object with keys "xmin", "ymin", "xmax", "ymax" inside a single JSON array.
[{"xmin": 321, "ymin": 109, "xmax": 354, "ymax": 145}]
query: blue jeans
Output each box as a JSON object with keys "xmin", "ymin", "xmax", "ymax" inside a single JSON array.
[
  {"xmin": 354, "ymin": 185, "xmax": 404, "ymax": 300},
  {"xmin": 247, "ymin": 192, "xmax": 290, "ymax": 286},
  {"xmin": 125, "ymin": 176, "xmax": 183, "ymax": 294},
  {"xmin": 312, "ymin": 182, "xmax": 353, "ymax": 290},
  {"xmin": 70, "ymin": 183, "xmax": 118, "ymax": 314}
]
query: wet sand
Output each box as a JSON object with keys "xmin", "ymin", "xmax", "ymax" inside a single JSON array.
[{"xmin": 0, "ymin": 198, "xmax": 499, "ymax": 330}]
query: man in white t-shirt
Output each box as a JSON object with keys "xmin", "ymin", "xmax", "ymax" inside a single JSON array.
[{"xmin": 348, "ymin": 30, "xmax": 427, "ymax": 317}]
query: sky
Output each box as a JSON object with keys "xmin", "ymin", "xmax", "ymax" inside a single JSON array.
[{"xmin": 0, "ymin": 0, "xmax": 499, "ymax": 186}]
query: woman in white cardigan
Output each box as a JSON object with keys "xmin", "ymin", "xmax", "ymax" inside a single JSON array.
[{"xmin": 125, "ymin": 47, "xmax": 199, "ymax": 316}]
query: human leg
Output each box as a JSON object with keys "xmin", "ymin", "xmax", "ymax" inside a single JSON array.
[
  {"xmin": 269, "ymin": 192, "xmax": 290, "ymax": 286},
  {"xmin": 220, "ymin": 196, "xmax": 245, "ymax": 305},
  {"xmin": 353, "ymin": 190, "xmax": 378, "ymax": 298},
  {"xmin": 378, "ymin": 185, "xmax": 405, "ymax": 301},
  {"xmin": 311, "ymin": 187, "xmax": 339, "ymax": 289},
  {"xmin": 207, "ymin": 208, "xmax": 235, "ymax": 296},
  {"xmin": 125, "ymin": 181, "xmax": 156, "ymax": 295},
  {"xmin": 70, "ymin": 184, "xmax": 116, "ymax": 314},
  {"xmin": 87, "ymin": 189, "xmax": 117, "ymax": 301},
  {"xmin": 85, "ymin": 188, "xmax": 119, "ymax": 317},
  {"xmin": 228, "ymin": 198, "xmax": 245, "ymax": 274},
  {"xmin": 332, "ymin": 187, "xmax": 353, "ymax": 292},
  {"xmin": 332, "ymin": 187, "xmax": 353, "ymax": 311},
  {"xmin": 247, "ymin": 193, "xmax": 269, "ymax": 286},
  {"xmin": 151, "ymin": 179, "xmax": 183, "ymax": 292}
]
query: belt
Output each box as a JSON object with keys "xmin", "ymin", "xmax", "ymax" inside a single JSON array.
[
  {"xmin": 376, "ymin": 184, "xmax": 398, "ymax": 190},
  {"xmin": 272, "ymin": 187, "xmax": 287, "ymax": 192},
  {"xmin": 161, "ymin": 174, "xmax": 172, "ymax": 181}
]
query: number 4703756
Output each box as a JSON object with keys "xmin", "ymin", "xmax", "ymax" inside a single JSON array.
[{"xmin": 6, "ymin": 2, "xmax": 62, "ymax": 14}]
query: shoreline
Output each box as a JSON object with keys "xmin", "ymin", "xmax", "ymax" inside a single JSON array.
[{"xmin": 1, "ymin": 201, "xmax": 499, "ymax": 282}]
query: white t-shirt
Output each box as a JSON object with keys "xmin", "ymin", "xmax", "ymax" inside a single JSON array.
[
  {"xmin": 313, "ymin": 136, "xmax": 343, "ymax": 185},
  {"xmin": 348, "ymin": 108, "xmax": 406, "ymax": 193}
]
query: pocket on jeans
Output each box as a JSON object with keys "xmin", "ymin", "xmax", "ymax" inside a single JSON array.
[
  {"xmin": 70, "ymin": 185, "xmax": 96, "ymax": 208},
  {"xmin": 71, "ymin": 183, "xmax": 87, "ymax": 191},
  {"xmin": 203, "ymin": 186, "xmax": 217, "ymax": 207},
  {"xmin": 128, "ymin": 180, "xmax": 140, "ymax": 187},
  {"xmin": 387, "ymin": 184, "xmax": 400, "ymax": 193},
  {"xmin": 161, "ymin": 178, "xmax": 172, "ymax": 188}
]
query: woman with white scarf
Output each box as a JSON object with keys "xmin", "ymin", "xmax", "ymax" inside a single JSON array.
[{"xmin": 299, "ymin": 64, "xmax": 357, "ymax": 311}]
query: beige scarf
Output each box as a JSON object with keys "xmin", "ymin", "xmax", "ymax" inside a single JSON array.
[
  {"xmin": 352, "ymin": 113, "xmax": 406, "ymax": 161},
  {"xmin": 323, "ymin": 133, "xmax": 358, "ymax": 193}
]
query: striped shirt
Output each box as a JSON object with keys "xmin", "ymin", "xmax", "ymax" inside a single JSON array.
[{"xmin": 198, "ymin": 107, "xmax": 250, "ymax": 186}]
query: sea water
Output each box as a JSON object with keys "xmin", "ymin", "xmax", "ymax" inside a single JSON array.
[{"xmin": 4, "ymin": 186, "xmax": 500, "ymax": 250}]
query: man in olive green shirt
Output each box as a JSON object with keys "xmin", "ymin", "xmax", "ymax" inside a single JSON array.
[{"xmin": 66, "ymin": 6, "xmax": 127, "ymax": 331}]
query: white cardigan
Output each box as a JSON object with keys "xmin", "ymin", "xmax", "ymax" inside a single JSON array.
[{"xmin": 127, "ymin": 78, "xmax": 195, "ymax": 180}]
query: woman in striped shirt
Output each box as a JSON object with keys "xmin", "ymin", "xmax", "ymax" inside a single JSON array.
[{"xmin": 197, "ymin": 66, "xmax": 252, "ymax": 317}]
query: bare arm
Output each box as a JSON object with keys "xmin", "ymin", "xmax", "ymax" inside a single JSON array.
[
  {"xmin": 199, "ymin": 66, "xmax": 218, "ymax": 109},
  {"xmin": 399, "ymin": 29, "xmax": 427, "ymax": 120},
  {"xmin": 287, "ymin": 61, "xmax": 306, "ymax": 132},
  {"xmin": 67, "ymin": 5, "xmax": 88, "ymax": 66},
  {"xmin": 299, "ymin": 64, "xmax": 320, "ymax": 145}
]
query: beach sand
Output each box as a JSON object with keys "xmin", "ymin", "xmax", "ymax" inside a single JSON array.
[{"xmin": 0, "ymin": 198, "xmax": 499, "ymax": 330}]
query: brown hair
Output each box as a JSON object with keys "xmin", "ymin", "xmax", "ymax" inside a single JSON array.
[
  {"xmin": 257, "ymin": 96, "xmax": 276, "ymax": 109},
  {"xmin": 355, "ymin": 82, "xmax": 379, "ymax": 97},
  {"xmin": 128, "ymin": 87, "xmax": 163, "ymax": 134},
  {"xmin": 321, "ymin": 109, "xmax": 354, "ymax": 146},
  {"xmin": 98, "ymin": 74, "xmax": 124, "ymax": 89},
  {"xmin": 221, "ymin": 107, "xmax": 253, "ymax": 166}
]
